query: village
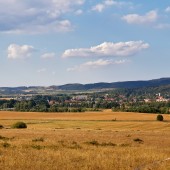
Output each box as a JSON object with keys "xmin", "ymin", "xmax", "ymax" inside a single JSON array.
[{"xmin": 0, "ymin": 89, "xmax": 169, "ymax": 114}]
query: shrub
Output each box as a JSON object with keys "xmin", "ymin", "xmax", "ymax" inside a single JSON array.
[
  {"xmin": 112, "ymin": 118, "xmax": 116, "ymax": 121},
  {"xmin": 133, "ymin": 138, "xmax": 143, "ymax": 143},
  {"xmin": 12, "ymin": 122, "xmax": 27, "ymax": 129},
  {"xmin": 157, "ymin": 114, "xmax": 164, "ymax": 121},
  {"xmin": 0, "ymin": 124, "xmax": 4, "ymax": 129}
]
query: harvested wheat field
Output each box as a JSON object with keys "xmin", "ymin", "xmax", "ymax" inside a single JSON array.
[
  {"xmin": 0, "ymin": 110, "xmax": 170, "ymax": 170},
  {"xmin": 1, "ymin": 109, "xmax": 170, "ymax": 121}
]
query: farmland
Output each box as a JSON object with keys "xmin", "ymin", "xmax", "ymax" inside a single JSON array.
[{"xmin": 0, "ymin": 110, "xmax": 170, "ymax": 170}]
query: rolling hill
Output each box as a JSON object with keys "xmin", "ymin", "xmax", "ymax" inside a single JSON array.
[
  {"xmin": 57, "ymin": 78, "xmax": 170, "ymax": 90},
  {"xmin": 0, "ymin": 77, "xmax": 170, "ymax": 95}
]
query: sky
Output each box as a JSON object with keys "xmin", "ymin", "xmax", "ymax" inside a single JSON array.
[{"xmin": 0, "ymin": 0, "xmax": 170, "ymax": 87}]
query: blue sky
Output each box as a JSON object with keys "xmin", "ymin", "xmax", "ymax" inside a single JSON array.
[{"xmin": 0, "ymin": 0, "xmax": 170, "ymax": 86}]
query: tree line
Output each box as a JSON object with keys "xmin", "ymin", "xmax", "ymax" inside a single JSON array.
[{"xmin": 112, "ymin": 101, "xmax": 170, "ymax": 114}]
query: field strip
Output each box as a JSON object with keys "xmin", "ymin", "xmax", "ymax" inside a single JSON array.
[{"xmin": 134, "ymin": 157, "xmax": 170, "ymax": 170}]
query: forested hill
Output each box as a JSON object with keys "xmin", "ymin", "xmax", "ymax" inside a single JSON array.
[
  {"xmin": 58, "ymin": 78, "xmax": 170, "ymax": 90},
  {"xmin": 0, "ymin": 78, "xmax": 170, "ymax": 95}
]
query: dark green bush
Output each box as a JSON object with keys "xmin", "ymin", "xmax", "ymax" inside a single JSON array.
[
  {"xmin": 157, "ymin": 114, "xmax": 164, "ymax": 121},
  {"xmin": 133, "ymin": 138, "xmax": 143, "ymax": 143},
  {"xmin": 12, "ymin": 122, "xmax": 27, "ymax": 129}
]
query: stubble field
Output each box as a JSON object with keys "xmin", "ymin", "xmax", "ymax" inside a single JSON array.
[{"xmin": 0, "ymin": 110, "xmax": 170, "ymax": 170}]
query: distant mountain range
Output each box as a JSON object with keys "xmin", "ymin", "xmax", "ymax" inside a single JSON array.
[{"xmin": 0, "ymin": 77, "xmax": 170, "ymax": 95}]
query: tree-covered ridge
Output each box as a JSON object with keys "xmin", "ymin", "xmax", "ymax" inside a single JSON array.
[
  {"xmin": 58, "ymin": 78, "xmax": 170, "ymax": 90},
  {"xmin": 0, "ymin": 78, "xmax": 170, "ymax": 95}
]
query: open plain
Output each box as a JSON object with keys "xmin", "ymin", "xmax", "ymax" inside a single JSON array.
[{"xmin": 0, "ymin": 110, "xmax": 170, "ymax": 170}]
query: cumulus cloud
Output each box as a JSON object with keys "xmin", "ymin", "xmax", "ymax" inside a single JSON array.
[
  {"xmin": 5, "ymin": 20, "xmax": 73, "ymax": 34},
  {"xmin": 41, "ymin": 53, "xmax": 56, "ymax": 59},
  {"xmin": 67, "ymin": 59, "xmax": 126, "ymax": 71},
  {"xmin": 165, "ymin": 7, "xmax": 170, "ymax": 13},
  {"xmin": 7, "ymin": 44, "xmax": 36, "ymax": 59},
  {"xmin": 92, "ymin": 4, "xmax": 105, "ymax": 12},
  {"xmin": 92, "ymin": 0, "xmax": 133, "ymax": 12},
  {"xmin": 75, "ymin": 9, "xmax": 83, "ymax": 15},
  {"xmin": 62, "ymin": 41, "xmax": 149, "ymax": 58},
  {"xmin": 122, "ymin": 10, "xmax": 158, "ymax": 24},
  {"xmin": 0, "ymin": 0, "xmax": 84, "ymax": 34}
]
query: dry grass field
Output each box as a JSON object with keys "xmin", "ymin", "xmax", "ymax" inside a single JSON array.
[{"xmin": 0, "ymin": 110, "xmax": 170, "ymax": 170}]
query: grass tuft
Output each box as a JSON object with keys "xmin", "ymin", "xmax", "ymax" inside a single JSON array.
[
  {"xmin": 32, "ymin": 137, "xmax": 44, "ymax": 142},
  {"xmin": 101, "ymin": 142, "xmax": 117, "ymax": 147},
  {"xmin": 31, "ymin": 145, "xmax": 45, "ymax": 150},
  {"xmin": 86, "ymin": 140, "xmax": 99, "ymax": 146},
  {"xmin": 119, "ymin": 143, "xmax": 131, "ymax": 147},
  {"xmin": 1, "ymin": 142, "xmax": 11, "ymax": 148}
]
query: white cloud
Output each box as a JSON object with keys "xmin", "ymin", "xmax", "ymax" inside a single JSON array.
[
  {"xmin": 7, "ymin": 44, "xmax": 36, "ymax": 59},
  {"xmin": 104, "ymin": 0, "xmax": 115, "ymax": 6},
  {"xmin": 104, "ymin": 0, "xmax": 131, "ymax": 7},
  {"xmin": 62, "ymin": 41, "xmax": 149, "ymax": 58},
  {"xmin": 0, "ymin": 0, "xmax": 84, "ymax": 34},
  {"xmin": 165, "ymin": 7, "xmax": 170, "ymax": 13},
  {"xmin": 92, "ymin": 4, "xmax": 105, "ymax": 12},
  {"xmin": 122, "ymin": 10, "xmax": 158, "ymax": 24},
  {"xmin": 5, "ymin": 19, "xmax": 73, "ymax": 34},
  {"xmin": 37, "ymin": 68, "xmax": 47, "ymax": 73},
  {"xmin": 92, "ymin": 0, "xmax": 133, "ymax": 12},
  {"xmin": 75, "ymin": 9, "xmax": 83, "ymax": 15},
  {"xmin": 67, "ymin": 59, "xmax": 126, "ymax": 71},
  {"xmin": 41, "ymin": 53, "xmax": 56, "ymax": 59}
]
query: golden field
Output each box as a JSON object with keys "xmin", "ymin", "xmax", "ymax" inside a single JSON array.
[{"xmin": 0, "ymin": 110, "xmax": 170, "ymax": 170}]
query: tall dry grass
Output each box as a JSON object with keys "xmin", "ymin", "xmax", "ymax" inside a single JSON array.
[{"xmin": 0, "ymin": 110, "xmax": 170, "ymax": 169}]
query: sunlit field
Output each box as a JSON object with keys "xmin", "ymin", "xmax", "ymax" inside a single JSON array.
[{"xmin": 0, "ymin": 110, "xmax": 170, "ymax": 170}]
